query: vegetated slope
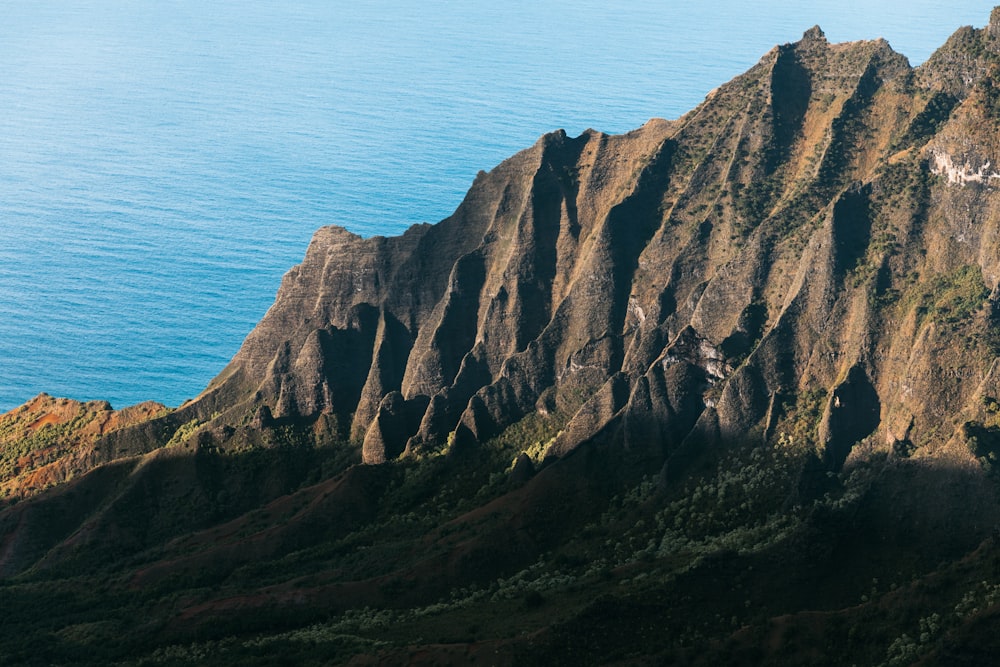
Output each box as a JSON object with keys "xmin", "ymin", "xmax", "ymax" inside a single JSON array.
[{"xmin": 4, "ymin": 10, "xmax": 1000, "ymax": 666}]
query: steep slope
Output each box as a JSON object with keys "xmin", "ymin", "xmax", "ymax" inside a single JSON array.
[
  {"xmin": 3, "ymin": 9, "xmax": 1000, "ymax": 667},
  {"xmin": 158, "ymin": 14, "xmax": 998, "ymax": 477}
]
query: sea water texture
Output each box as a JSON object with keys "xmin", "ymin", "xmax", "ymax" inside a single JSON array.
[{"xmin": 0, "ymin": 0, "xmax": 996, "ymax": 412}]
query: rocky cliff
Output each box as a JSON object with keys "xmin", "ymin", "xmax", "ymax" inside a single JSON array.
[
  {"xmin": 4, "ymin": 10, "xmax": 1000, "ymax": 667},
  {"xmin": 173, "ymin": 14, "xmax": 998, "ymax": 476}
]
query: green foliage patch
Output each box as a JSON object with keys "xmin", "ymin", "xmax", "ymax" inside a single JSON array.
[{"xmin": 904, "ymin": 265, "xmax": 989, "ymax": 329}]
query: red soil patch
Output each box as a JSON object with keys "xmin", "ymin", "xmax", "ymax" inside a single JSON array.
[{"xmin": 26, "ymin": 413, "xmax": 61, "ymax": 431}]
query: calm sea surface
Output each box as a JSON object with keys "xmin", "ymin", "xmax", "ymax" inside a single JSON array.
[{"xmin": 0, "ymin": 1, "xmax": 995, "ymax": 411}]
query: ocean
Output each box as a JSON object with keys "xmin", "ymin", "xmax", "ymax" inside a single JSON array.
[{"xmin": 0, "ymin": 0, "xmax": 996, "ymax": 412}]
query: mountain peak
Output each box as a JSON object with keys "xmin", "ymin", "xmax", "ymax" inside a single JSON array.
[{"xmin": 801, "ymin": 24, "xmax": 826, "ymax": 42}]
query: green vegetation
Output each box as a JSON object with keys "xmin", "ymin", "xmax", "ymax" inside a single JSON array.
[
  {"xmin": 774, "ymin": 388, "xmax": 828, "ymax": 449},
  {"xmin": 732, "ymin": 176, "xmax": 780, "ymax": 227},
  {"xmin": 905, "ymin": 265, "xmax": 989, "ymax": 329},
  {"xmin": 0, "ymin": 404, "xmax": 104, "ymax": 497},
  {"xmin": 0, "ymin": 408, "xmax": 87, "ymax": 468},
  {"xmin": 164, "ymin": 418, "xmax": 201, "ymax": 449},
  {"xmin": 893, "ymin": 92, "xmax": 959, "ymax": 149},
  {"xmin": 964, "ymin": 403, "xmax": 1000, "ymax": 471},
  {"xmin": 0, "ymin": 391, "xmax": 997, "ymax": 667}
]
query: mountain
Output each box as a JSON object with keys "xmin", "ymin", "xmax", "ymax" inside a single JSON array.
[{"xmin": 4, "ymin": 9, "xmax": 1000, "ymax": 666}]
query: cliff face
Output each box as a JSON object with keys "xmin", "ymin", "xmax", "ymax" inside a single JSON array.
[
  {"xmin": 179, "ymin": 18, "xmax": 999, "ymax": 475},
  {"xmin": 4, "ymin": 12, "xmax": 1000, "ymax": 666}
]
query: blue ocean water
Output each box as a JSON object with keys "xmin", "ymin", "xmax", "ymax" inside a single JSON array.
[{"xmin": 0, "ymin": 1, "xmax": 996, "ymax": 412}]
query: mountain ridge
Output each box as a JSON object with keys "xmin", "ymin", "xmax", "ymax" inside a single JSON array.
[{"xmin": 174, "ymin": 11, "xmax": 999, "ymax": 474}]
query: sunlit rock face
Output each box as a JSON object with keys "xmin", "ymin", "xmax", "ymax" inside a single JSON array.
[{"xmin": 162, "ymin": 20, "xmax": 1000, "ymax": 477}]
